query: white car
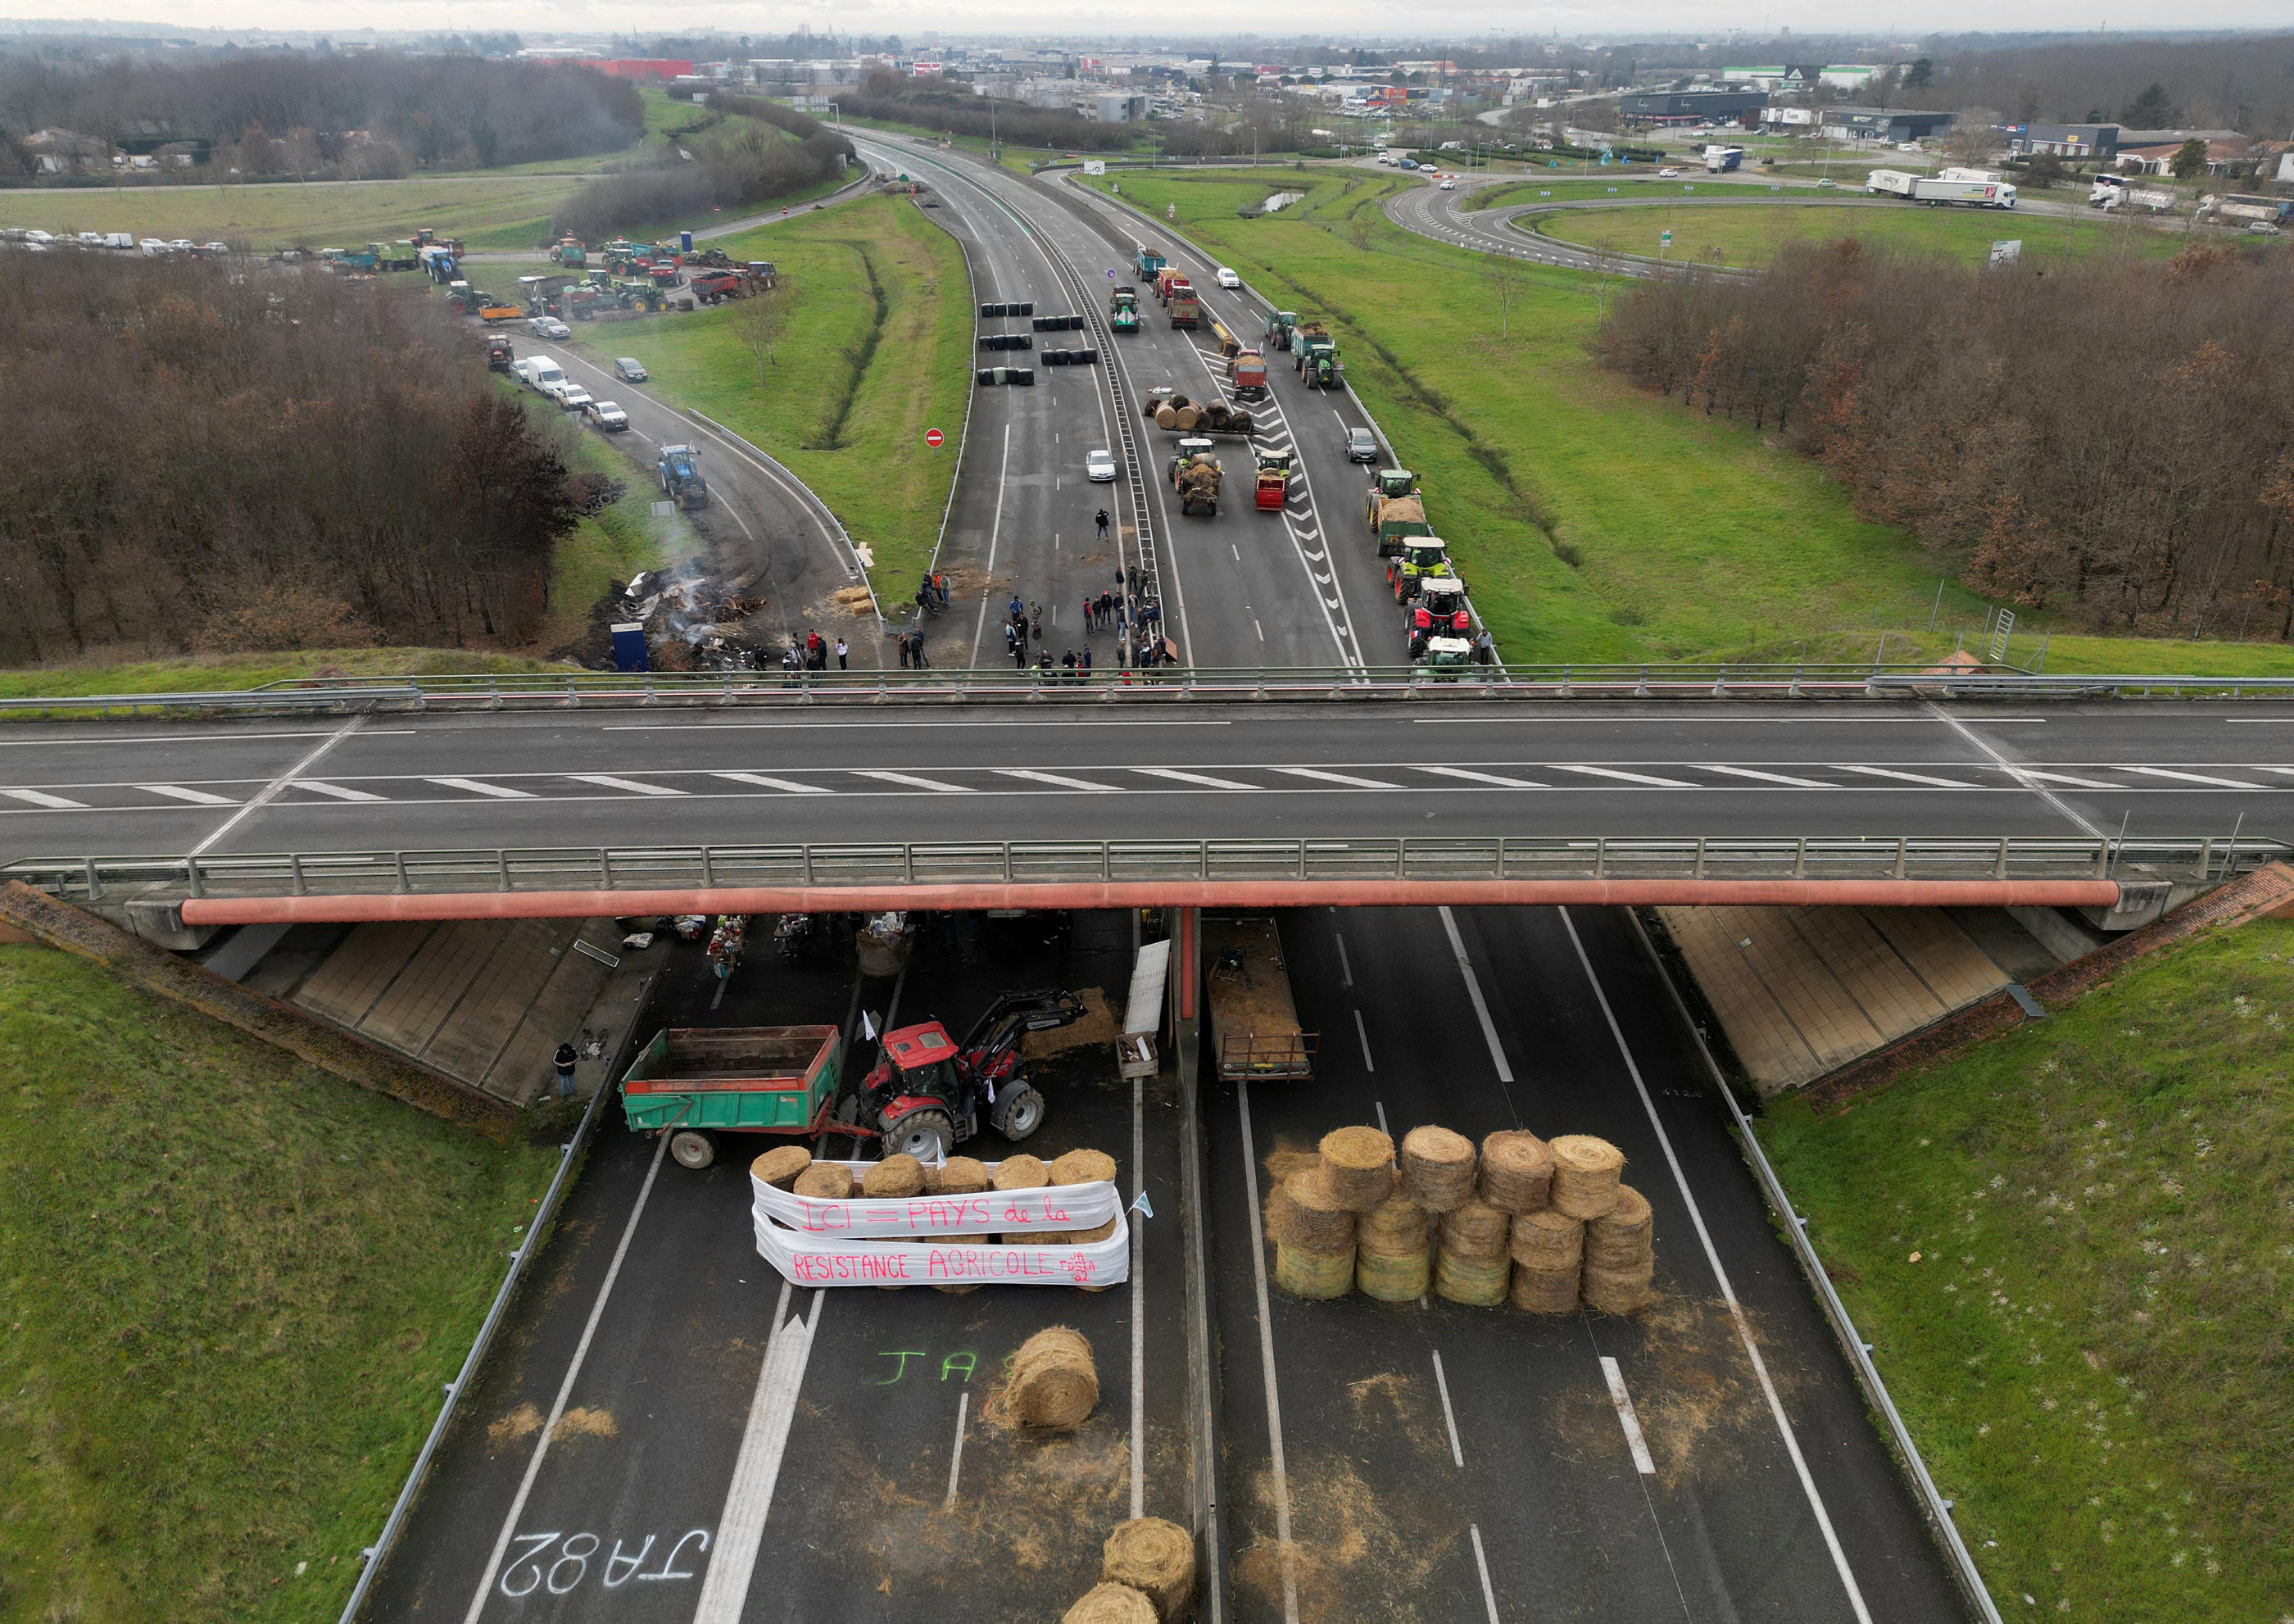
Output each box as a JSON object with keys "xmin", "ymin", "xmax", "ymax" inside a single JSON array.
[
  {"xmin": 528, "ymin": 315, "xmax": 570, "ymax": 339},
  {"xmin": 1086, "ymin": 447, "xmax": 1118, "ymax": 482},
  {"xmin": 1215, "ymin": 266, "xmax": 1240, "ymax": 288},
  {"xmin": 1439, "ymin": 179, "xmax": 1456, "ymax": 190},
  {"xmin": 1657, "ymin": 167, "xmax": 1682, "ymax": 178},
  {"xmin": 586, "ymin": 399, "xmax": 630, "ymax": 431},
  {"xmin": 22, "ymin": 229, "xmax": 52, "ymax": 244}
]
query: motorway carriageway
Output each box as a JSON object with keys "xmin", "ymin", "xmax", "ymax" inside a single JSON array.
[{"xmin": 4, "ymin": 702, "xmax": 2292, "ymax": 860}]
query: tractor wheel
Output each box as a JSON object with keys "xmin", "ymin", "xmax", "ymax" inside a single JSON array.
[
  {"xmin": 990, "ymin": 1084, "xmax": 1045, "ymax": 1142},
  {"xmin": 669, "ymin": 1129, "xmax": 717, "ymax": 1170},
  {"xmin": 883, "ymin": 1109, "xmax": 954, "ymax": 1163}
]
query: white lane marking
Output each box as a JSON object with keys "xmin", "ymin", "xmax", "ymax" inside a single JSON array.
[
  {"xmin": 2, "ymin": 788, "xmax": 84, "ymax": 809},
  {"xmin": 850, "ymin": 769, "xmax": 973, "ymax": 793},
  {"xmin": 968, "ymin": 423, "xmax": 1015, "ymax": 668},
  {"xmin": 1925, "ymin": 702, "xmax": 2100, "ymax": 836},
  {"xmin": 1557, "ymin": 909, "xmax": 1875, "ymax": 1624},
  {"xmin": 566, "ymin": 773, "xmax": 687, "ymax": 796},
  {"xmin": 464, "ymin": 1130, "xmax": 673, "ymax": 1624},
  {"xmin": 1235, "ymin": 1082, "xmax": 1301, "ymax": 1624},
  {"xmin": 713, "ymin": 772, "xmax": 833, "ymax": 794},
  {"xmin": 1438, "ymin": 906, "xmax": 1515, "ymax": 1085},
  {"xmin": 996, "ymin": 768, "xmax": 1118, "ymax": 792},
  {"xmin": 1432, "ymin": 1351, "xmax": 1466, "ymax": 1467},
  {"xmin": 1353, "ymin": 1009, "xmax": 1376, "ymax": 1072},
  {"xmin": 691, "ymin": 1286, "xmax": 825, "ymax": 1624},
  {"xmin": 1131, "ymin": 1072, "xmax": 1146, "ymax": 1522},
  {"xmin": 1468, "ymin": 1525, "xmax": 1503, "ymax": 1624},
  {"xmin": 1551, "ymin": 764, "xmax": 1695, "ymax": 788},
  {"xmin": 1335, "ymin": 932, "xmax": 1353, "ymax": 987},
  {"xmin": 2124, "ymin": 764, "xmax": 2266, "ymax": 789},
  {"xmin": 139, "ymin": 783, "xmax": 236, "ymax": 806},
  {"xmin": 1137, "ymin": 767, "xmax": 1258, "ymax": 791},
  {"xmin": 2019, "ymin": 768, "xmax": 2125, "ymax": 790},
  {"xmin": 1699, "ymin": 764, "xmax": 1832, "ymax": 789},
  {"xmin": 943, "ymin": 1390, "xmax": 971, "ymax": 1512},
  {"xmin": 1417, "ymin": 765, "xmax": 1545, "ymax": 789},
  {"xmin": 1600, "ymin": 1356, "xmax": 1657, "ymax": 1475},
  {"xmin": 609, "ymin": 719, "xmax": 1233, "ymax": 731},
  {"xmin": 1837, "ymin": 764, "xmax": 1980, "ymax": 789},
  {"xmin": 291, "ymin": 779, "xmax": 386, "ymax": 802},
  {"xmin": 1273, "ymin": 766, "xmax": 1402, "ymax": 790},
  {"xmin": 428, "ymin": 778, "xmax": 533, "ymax": 799},
  {"xmin": 190, "ymin": 714, "xmax": 365, "ymax": 855}
]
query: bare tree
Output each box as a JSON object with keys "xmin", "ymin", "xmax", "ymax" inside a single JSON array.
[
  {"xmin": 1943, "ymin": 110, "xmax": 2004, "ymax": 170},
  {"xmin": 1484, "ymin": 250, "xmax": 1527, "ymax": 341},
  {"xmin": 732, "ymin": 274, "xmax": 797, "ymax": 379}
]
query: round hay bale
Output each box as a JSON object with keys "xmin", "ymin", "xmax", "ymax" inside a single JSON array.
[
  {"xmin": 1050, "ymin": 1148, "xmax": 1120, "ymax": 1186},
  {"xmin": 1355, "ymin": 1194, "xmax": 1430, "ymax": 1258},
  {"xmin": 1508, "ymin": 1209, "xmax": 1584, "ymax": 1272},
  {"xmin": 1585, "ymin": 1185, "xmax": 1653, "ymax": 1269},
  {"xmin": 1549, "ymin": 1135, "xmax": 1625, "ymax": 1219},
  {"xmin": 1435, "ymin": 1250, "xmax": 1510, "ymax": 1308},
  {"xmin": 750, "ymin": 1145, "xmax": 812, "ymax": 1190},
  {"xmin": 1437, "ymin": 1199, "xmax": 1509, "ymax": 1262},
  {"xmin": 1008, "ymin": 1325, "xmax": 1099, "ymax": 1429},
  {"xmin": 1154, "ymin": 404, "xmax": 1178, "ymax": 429},
  {"xmin": 1318, "ymin": 1126, "xmax": 1396, "ymax": 1210},
  {"xmin": 861, "ymin": 1154, "xmax": 925, "ymax": 1198},
  {"xmin": 1399, "ymin": 1126, "xmax": 1476, "ymax": 1212},
  {"xmin": 1277, "ymin": 1166, "xmax": 1358, "ymax": 1251},
  {"xmin": 1356, "ymin": 1243, "xmax": 1430, "ymax": 1302},
  {"xmin": 792, "ymin": 1163, "xmax": 854, "ymax": 1200},
  {"xmin": 1174, "ymin": 404, "xmax": 1200, "ymax": 430},
  {"xmin": 1478, "ymin": 1130, "xmax": 1553, "ymax": 1216},
  {"xmin": 1582, "ymin": 1258, "xmax": 1654, "ymax": 1316},
  {"xmin": 1274, "ymin": 1241, "xmax": 1355, "ymax": 1300},
  {"xmin": 927, "ymin": 1155, "xmax": 991, "ymax": 1195},
  {"xmin": 1101, "ymin": 1517, "xmax": 1195, "ymax": 1622},
  {"xmin": 1063, "ymin": 1583, "xmax": 1160, "ymax": 1624},
  {"xmin": 991, "ymin": 1154, "xmax": 1050, "ymax": 1190},
  {"xmin": 1508, "ymin": 1261, "xmax": 1580, "ymax": 1315},
  {"xmin": 1169, "ymin": 392, "xmax": 1190, "ymax": 410},
  {"xmin": 1232, "ymin": 409, "xmax": 1254, "ymax": 434}
]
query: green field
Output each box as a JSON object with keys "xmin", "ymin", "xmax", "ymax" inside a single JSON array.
[
  {"xmin": 0, "ymin": 946, "xmax": 559, "ymax": 1622},
  {"xmin": 564, "ymin": 193, "xmax": 971, "ymax": 603},
  {"xmin": 1073, "ymin": 167, "xmax": 2294, "ymax": 672},
  {"xmin": 1535, "ymin": 200, "xmax": 2193, "ymax": 269},
  {"xmin": 0, "ymin": 175, "xmax": 587, "ymax": 252},
  {"xmin": 1760, "ymin": 922, "xmax": 2294, "ymax": 1619}
]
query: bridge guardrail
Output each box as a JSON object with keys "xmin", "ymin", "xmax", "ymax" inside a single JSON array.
[
  {"xmin": 9, "ymin": 834, "xmax": 2278, "ymax": 905},
  {"xmin": 0, "ymin": 660, "xmax": 2099, "ymax": 716}
]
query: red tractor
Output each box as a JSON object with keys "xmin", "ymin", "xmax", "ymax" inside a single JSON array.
[{"xmin": 859, "ymin": 989, "xmax": 1086, "ymax": 1160}]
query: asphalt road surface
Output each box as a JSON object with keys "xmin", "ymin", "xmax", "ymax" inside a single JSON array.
[
  {"xmin": 2, "ymin": 701, "xmax": 2287, "ymax": 862},
  {"xmin": 366, "ymin": 911, "xmax": 1194, "ymax": 1623}
]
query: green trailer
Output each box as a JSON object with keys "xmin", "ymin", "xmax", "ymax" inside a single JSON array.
[{"xmin": 620, "ymin": 1025, "xmax": 844, "ymax": 1169}]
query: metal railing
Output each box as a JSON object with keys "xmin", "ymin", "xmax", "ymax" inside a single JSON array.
[
  {"xmin": 10, "ymin": 835, "xmax": 2278, "ymax": 905},
  {"xmin": 1866, "ymin": 671, "xmax": 2294, "ymax": 699},
  {"xmin": 0, "ymin": 660, "xmax": 2072, "ymax": 716}
]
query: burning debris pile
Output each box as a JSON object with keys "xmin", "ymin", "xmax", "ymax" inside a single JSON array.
[{"xmin": 614, "ymin": 561, "xmax": 770, "ymax": 670}]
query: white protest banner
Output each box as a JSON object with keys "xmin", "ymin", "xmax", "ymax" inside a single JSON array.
[
  {"xmin": 749, "ymin": 1162, "xmax": 1118, "ymax": 1240},
  {"xmin": 750, "ymin": 1210, "xmax": 1130, "ymax": 1289}
]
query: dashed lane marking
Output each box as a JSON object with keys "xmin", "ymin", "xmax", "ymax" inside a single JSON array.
[
  {"xmin": 1136, "ymin": 767, "xmax": 1258, "ymax": 791},
  {"xmin": 2, "ymin": 788, "xmax": 84, "ymax": 809},
  {"xmin": 427, "ymin": 778, "xmax": 533, "ymax": 799},
  {"xmin": 1273, "ymin": 767, "xmax": 1402, "ymax": 790},
  {"xmin": 137, "ymin": 783, "xmax": 235, "ymax": 805},
  {"xmin": 1551, "ymin": 764, "xmax": 1696, "ymax": 789},
  {"xmin": 292, "ymin": 779, "xmax": 387, "ymax": 802},
  {"xmin": 851, "ymin": 769, "xmax": 973, "ymax": 793},
  {"xmin": 996, "ymin": 769, "xmax": 1118, "ymax": 792},
  {"xmin": 565, "ymin": 774, "xmax": 687, "ymax": 796},
  {"xmin": 1417, "ymin": 766, "xmax": 1546, "ymax": 789},
  {"xmin": 713, "ymin": 772, "xmax": 834, "ymax": 794}
]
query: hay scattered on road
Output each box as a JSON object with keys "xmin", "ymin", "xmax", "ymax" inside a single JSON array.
[
  {"xmin": 1025, "ymin": 987, "xmax": 1119, "ymax": 1056},
  {"xmin": 551, "ymin": 1406, "xmax": 619, "ymax": 1443},
  {"xmin": 487, "ymin": 1402, "xmax": 542, "ymax": 1448}
]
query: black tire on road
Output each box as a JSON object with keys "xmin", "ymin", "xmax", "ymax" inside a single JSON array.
[
  {"xmin": 669, "ymin": 1128, "xmax": 717, "ymax": 1170},
  {"xmin": 884, "ymin": 1109, "xmax": 954, "ymax": 1163},
  {"xmin": 991, "ymin": 1083, "xmax": 1045, "ymax": 1142}
]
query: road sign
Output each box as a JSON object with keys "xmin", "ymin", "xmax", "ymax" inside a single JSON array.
[
  {"xmin": 925, "ymin": 428, "xmax": 945, "ymax": 448},
  {"xmin": 1988, "ymin": 238, "xmax": 2023, "ymax": 267},
  {"xmin": 1661, "ymin": 230, "xmax": 1672, "ymax": 245}
]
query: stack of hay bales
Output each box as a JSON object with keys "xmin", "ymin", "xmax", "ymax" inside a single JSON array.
[
  {"xmin": 1581, "ymin": 1182, "xmax": 1655, "ymax": 1315},
  {"xmin": 1435, "ymin": 1198, "xmax": 1511, "ymax": 1306},
  {"xmin": 1507, "ymin": 1209, "xmax": 1584, "ymax": 1314},
  {"xmin": 1007, "ymin": 1325, "xmax": 1099, "ymax": 1430},
  {"xmin": 1267, "ymin": 1127, "xmax": 1393, "ymax": 1300},
  {"xmin": 1100, "ymin": 1517, "xmax": 1196, "ymax": 1622}
]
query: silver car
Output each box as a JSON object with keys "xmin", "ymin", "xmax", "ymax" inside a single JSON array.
[
  {"xmin": 1086, "ymin": 447, "xmax": 1118, "ymax": 482},
  {"xmin": 612, "ymin": 356, "xmax": 648, "ymax": 382}
]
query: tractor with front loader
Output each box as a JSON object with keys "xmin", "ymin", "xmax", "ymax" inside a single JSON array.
[
  {"xmin": 858, "ymin": 989, "xmax": 1088, "ymax": 1160},
  {"xmin": 1388, "ymin": 535, "xmax": 1455, "ymax": 602}
]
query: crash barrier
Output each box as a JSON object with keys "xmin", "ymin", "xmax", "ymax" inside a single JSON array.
[
  {"xmin": 0, "ymin": 660, "xmax": 2139, "ymax": 716},
  {"xmin": 750, "ymin": 1164, "xmax": 1129, "ymax": 1288},
  {"xmin": 8, "ymin": 836, "xmax": 2278, "ymax": 914},
  {"xmin": 977, "ymin": 299, "xmax": 1036, "ymax": 317}
]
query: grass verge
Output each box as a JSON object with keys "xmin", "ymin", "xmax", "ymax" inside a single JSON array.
[
  {"xmin": 569, "ymin": 193, "xmax": 971, "ymax": 599},
  {"xmin": 1757, "ymin": 921, "xmax": 2294, "ymax": 1619},
  {"xmin": 1535, "ymin": 199, "xmax": 2192, "ymax": 269},
  {"xmin": 0, "ymin": 647, "xmax": 569, "ymax": 705},
  {"xmin": 0, "ymin": 176, "xmax": 587, "ymax": 253},
  {"xmin": 1077, "ymin": 167, "xmax": 2294, "ymax": 670},
  {"xmin": 539, "ymin": 421, "xmax": 689, "ymax": 655},
  {"xmin": 0, "ymin": 946, "xmax": 560, "ymax": 1622}
]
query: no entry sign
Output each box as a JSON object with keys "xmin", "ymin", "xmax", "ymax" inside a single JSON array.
[{"xmin": 925, "ymin": 428, "xmax": 945, "ymax": 448}]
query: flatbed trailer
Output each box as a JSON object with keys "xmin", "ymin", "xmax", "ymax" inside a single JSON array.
[
  {"xmin": 1203, "ymin": 915, "xmax": 1317, "ymax": 1081},
  {"xmin": 620, "ymin": 1024, "xmax": 850, "ymax": 1168}
]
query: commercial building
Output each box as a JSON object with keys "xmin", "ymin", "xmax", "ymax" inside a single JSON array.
[
  {"xmin": 1617, "ymin": 88, "xmax": 1769, "ymax": 127},
  {"xmin": 1818, "ymin": 106, "xmax": 1956, "ymax": 143},
  {"xmin": 2011, "ymin": 122, "xmax": 2119, "ymax": 158}
]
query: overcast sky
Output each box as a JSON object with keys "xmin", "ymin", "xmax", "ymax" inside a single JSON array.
[{"xmin": 2, "ymin": 1, "xmax": 2286, "ymax": 42}]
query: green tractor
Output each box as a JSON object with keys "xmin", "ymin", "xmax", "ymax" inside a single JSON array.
[
  {"xmin": 1265, "ymin": 309, "xmax": 1299, "ymax": 352},
  {"xmin": 1388, "ymin": 535, "xmax": 1455, "ymax": 603},
  {"xmin": 1296, "ymin": 324, "xmax": 1341, "ymax": 391},
  {"xmin": 1367, "ymin": 468, "xmax": 1431, "ymax": 557},
  {"xmin": 1417, "ymin": 635, "xmax": 1475, "ymax": 678}
]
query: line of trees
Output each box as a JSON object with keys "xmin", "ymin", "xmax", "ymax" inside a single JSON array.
[
  {"xmin": 835, "ymin": 71, "xmax": 1137, "ymax": 152},
  {"xmin": 0, "ymin": 255, "xmax": 579, "ymax": 665},
  {"xmin": 1870, "ymin": 33, "xmax": 2294, "ymax": 140},
  {"xmin": 0, "ymin": 53, "xmax": 644, "ymax": 174},
  {"xmin": 1597, "ymin": 239, "xmax": 2294, "ymax": 640},
  {"xmin": 547, "ymin": 107, "xmax": 851, "ymax": 245}
]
